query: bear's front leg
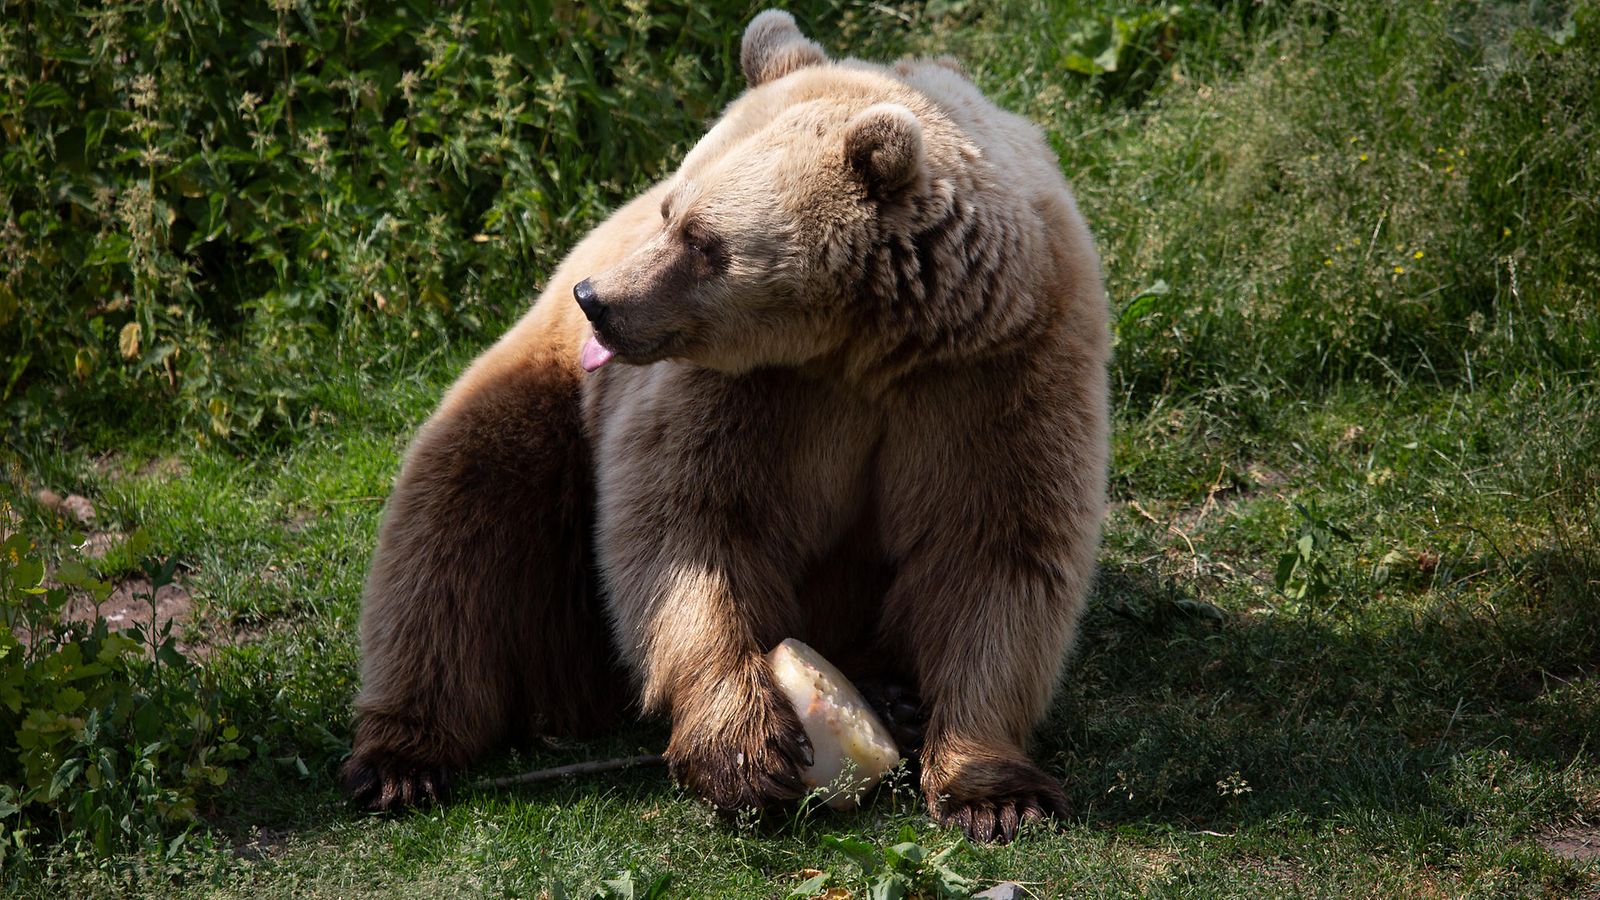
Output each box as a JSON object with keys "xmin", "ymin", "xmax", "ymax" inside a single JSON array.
[
  {"xmin": 595, "ymin": 389, "xmax": 832, "ymax": 810},
  {"xmin": 608, "ymin": 551, "xmax": 816, "ymax": 815},
  {"xmin": 588, "ymin": 358, "xmax": 886, "ymax": 816},
  {"xmin": 591, "ymin": 373, "xmax": 847, "ymax": 816},
  {"xmin": 663, "ymin": 650, "xmax": 814, "ymax": 813},
  {"xmin": 878, "ymin": 375, "xmax": 1107, "ymax": 842},
  {"xmin": 884, "ymin": 556, "xmax": 1084, "ymax": 843}
]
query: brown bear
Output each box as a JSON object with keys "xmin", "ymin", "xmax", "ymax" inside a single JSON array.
[{"xmin": 342, "ymin": 10, "xmax": 1109, "ymax": 845}]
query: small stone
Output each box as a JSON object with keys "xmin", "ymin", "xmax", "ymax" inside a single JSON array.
[
  {"xmin": 37, "ymin": 490, "xmax": 97, "ymax": 524},
  {"xmin": 59, "ymin": 494, "xmax": 96, "ymax": 524},
  {"xmin": 974, "ymin": 883, "xmax": 1026, "ymax": 900}
]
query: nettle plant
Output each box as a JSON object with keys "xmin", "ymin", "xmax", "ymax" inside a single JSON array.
[
  {"xmin": 1273, "ymin": 500, "xmax": 1356, "ymax": 613},
  {"xmin": 0, "ymin": 0, "xmax": 782, "ymax": 441},
  {"xmin": 0, "ymin": 533, "xmax": 244, "ymax": 864}
]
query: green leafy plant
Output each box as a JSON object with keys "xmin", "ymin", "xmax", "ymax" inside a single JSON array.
[
  {"xmin": 0, "ymin": 533, "xmax": 245, "ymax": 866},
  {"xmin": 796, "ymin": 828, "xmax": 975, "ymax": 899},
  {"xmin": 1273, "ymin": 501, "xmax": 1355, "ymax": 609},
  {"xmin": 0, "ymin": 0, "xmax": 825, "ymax": 445},
  {"xmin": 1061, "ymin": 4, "xmax": 1186, "ymax": 78}
]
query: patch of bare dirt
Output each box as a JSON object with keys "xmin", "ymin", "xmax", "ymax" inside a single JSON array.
[
  {"xmin": 1241, "ymin": 856, "xmax": 1305, "ymax": 887},
  {"xmin": 59, "ymin": 576, "xmax": 195, "ymax": 646},
  {"xmin": 1176, "ymin": 464, "xmax": 1288, "ymax": 531},
  {"xmin": 231, "ymin": 826, "xmax": 293, "ymax": 860},
  {"xmin": 1112, "ymin": 464, "xmax": 1293, "ymax": 589},
  {"xmin": 136, "ymin": 455, "xmax": 187, "ymax": 480},
  {"xmin": 1542, "ymin": 825, "xmax": 1600, "ymax": 862},
  {"xmin": 77, "ymin": 529, "xmax": 125, "ymax": 559},
  {"xmin": 32, "ymin": 487, "xmax": 126, "ymax": 559},
  {"xmin": 90, "ymin": 453, "xmax": 187, "ymax": 482}
]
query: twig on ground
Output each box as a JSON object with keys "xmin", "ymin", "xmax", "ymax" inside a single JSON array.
[{"xmin": 473, "ymin": 754, "xmax": 666, "ymax": 791}]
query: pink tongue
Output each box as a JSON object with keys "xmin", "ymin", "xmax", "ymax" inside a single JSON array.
[{"xmin": 580, "ymin": 334, "xmax": 616, "ymax": 372}]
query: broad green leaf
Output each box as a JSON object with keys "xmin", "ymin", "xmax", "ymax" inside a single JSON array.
[
  {"xmin": 639, "ymin": 873, "xmax": 671, "ymax": 900},
  {"xmin": 821, "ymin": 834, "xmax": 881, "ymax": 874},
  {"xmin": 12, "ymin": 557, "xmax": 44, "ymax": 590},
  {"xmin": 52, "ymin": 686, "xmax": 86, "ymax": 713},
  {"xmin": 48, "ymin": 757, "xmax": 85, "ymax": 800},
  {"xmin": 886, "ymin": 841, "xmax": 926, "ymax": 867},
  {"xmin": 868, "ymin": 874, "xmax": 908, "ymax": 900},
  {"xmin": 599, "ymin": 871, "xmax": 636, "ymax": 900},
  {"xmin": 787, "ymin": 873, "xmax": 830, "ymax": 899},
  {"xmin": 1274, "ymin": 551, "xmax": 1298, "ymax": 591}
]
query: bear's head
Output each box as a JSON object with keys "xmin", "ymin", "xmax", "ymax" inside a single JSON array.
[{"xmin": 575, "ymin": 10, "xmax": 1001, "ymax": 377}]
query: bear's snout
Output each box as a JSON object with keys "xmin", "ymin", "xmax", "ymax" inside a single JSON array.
[{"xmin": 573, "ymin": 278, "xmax": 609, "ymax": 327}]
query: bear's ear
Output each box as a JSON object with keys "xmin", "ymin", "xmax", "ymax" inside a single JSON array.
[
  {"xmin": 843, "ymin": 103, "xmax": 925, "ymax": 199},
  {"xmin": 741, "ymin": 10, "xmax": 827, "ymax": 87}
]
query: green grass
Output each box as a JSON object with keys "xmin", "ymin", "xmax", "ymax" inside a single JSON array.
[{"xmin": 5, "ymin": 0, "xmax": 1600, "ymax": 896}]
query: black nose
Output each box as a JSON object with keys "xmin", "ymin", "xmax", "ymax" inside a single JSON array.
[{"xmin": 573, "ymin": 278, "xmax": 607, "ymax": 324}]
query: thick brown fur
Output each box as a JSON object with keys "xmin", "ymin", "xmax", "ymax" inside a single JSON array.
[{"xmin": 345, "ymin": 12, "xmax": 1109, "ymax": 845}]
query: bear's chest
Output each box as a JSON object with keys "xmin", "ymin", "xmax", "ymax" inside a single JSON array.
[{"xmin": 586, "ymin": 361, "xmax": 891, "ymax": 557}]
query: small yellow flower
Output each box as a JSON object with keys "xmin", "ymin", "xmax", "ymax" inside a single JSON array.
[
  {"xmin": 1334, "ymin": 244, "xmax": 1342, "ymax": 251},
  {"xmin": 1352, "ymin": 237, "xmax": 1362, "ymax": 245},
  {"xmin": 1324, "ymin": 258, "xmax": 1334, "ymax": 266},
  {"xmin": 1393, "ymin": 265, "xmax": 1405, "ymax": 274},
  {"xmin": 1502, "ymin": 227, "xmax": 1512, "ymax": 237},
  {"xmin": 1457, "ymin": 148, "xmax": 1466, "ymax": 157},
  {"xmin": 1350, "ymin": 136, "xmax": 1360, "ymax": 143},
  {"xmin": 1358, "ymin": 153, "xmax": 1369, "ymax": 162},
  {"xmin": 1413, "ymin": 250, "xmax": 1424, "ymax": 259},
  {"xmin": 1444, "ymin": 165, "xmax": 1454, "ymax": 173}
]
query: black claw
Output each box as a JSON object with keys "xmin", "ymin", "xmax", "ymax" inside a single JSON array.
[
  {"xmin": 997, "ymin": 803, "xmax": 1021, "ymax": 844},
  {"xmin": 949, "ymin": 805, "xmax": 972, "ymax": 833},
  {"xmin": 770, "ymin": 767, "xmax": 805, "ymax": 795},
  {"xmin": 343, "ymin": 766, "xmax": 378, "ymax": 805},
  {"xmin": 937, "ymin": 790, "xmax": 1065, "ymax": 844},
  {"xmin": 973, "ymin": 802, "xmax": 997, "ymax": 842},
  {"xmin": 342, "ymin": 755, "xmax": 451, "ymax": 814}
]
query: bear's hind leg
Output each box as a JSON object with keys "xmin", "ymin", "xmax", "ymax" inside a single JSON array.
[{"xmin": 343, "ymin": 356, "xmax": 627, "ymax": 811}]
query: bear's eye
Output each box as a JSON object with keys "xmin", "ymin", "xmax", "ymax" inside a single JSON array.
[{"xmin": 682, "ymin": 224, "xmax": 721, "ymax": 259}]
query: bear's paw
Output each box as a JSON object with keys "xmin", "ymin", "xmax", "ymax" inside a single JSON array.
[
  {"xmin": 342, "ymin": 751, "xmax": 453, "ymax": 813},
  {"xmin": 926, "ymin": 756, "xmax": 1069, "ymax": 844}
]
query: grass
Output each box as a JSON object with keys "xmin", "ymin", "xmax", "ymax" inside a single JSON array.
[{"xmin": 4, "ymin": 0, "xmax": 1599, "ymax": 896}]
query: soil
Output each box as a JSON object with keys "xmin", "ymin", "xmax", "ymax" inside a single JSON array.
[
  {"xmin": 57, "ymin": 576, "xmax": 199, "ymax": 654},
  {"xmin": 1542, "ymin": 825, "xmax": 1600, "ymax": 862}
]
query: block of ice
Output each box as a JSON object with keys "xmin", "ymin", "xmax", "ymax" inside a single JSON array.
[{"xmin": 766, "ymin": 638, "xmax": 902, "ymax": 810}]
